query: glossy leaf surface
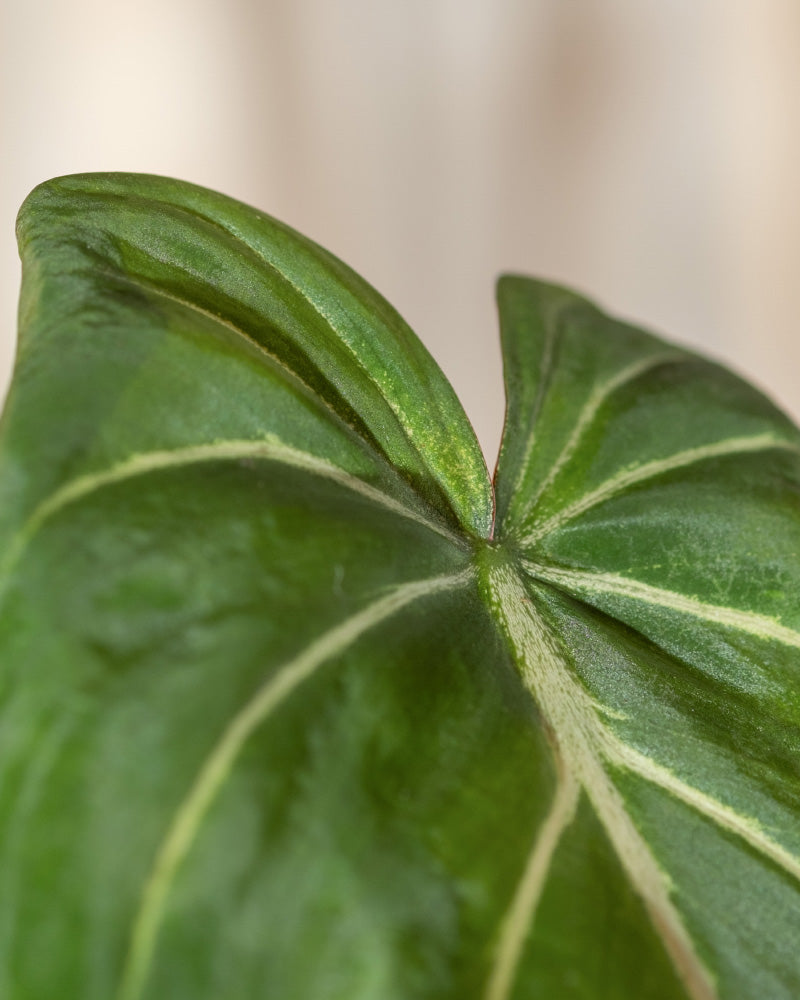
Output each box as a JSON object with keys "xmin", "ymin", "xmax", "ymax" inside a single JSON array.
[{"xmin": 1, "ymin": 175, "xmax": 799, "ymax": 1000}]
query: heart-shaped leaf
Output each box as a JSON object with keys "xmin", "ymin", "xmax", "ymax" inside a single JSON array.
[{"xmin": 1, "ymin": 174, "xmax": 799, "ymax": 1000}]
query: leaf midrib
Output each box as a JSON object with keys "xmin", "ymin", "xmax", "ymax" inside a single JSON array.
[
  {"xmin": 484, "ymin": 559, "xmax": 717, "ymax": 1000},
  {"xmin": 483, "ymin": 555, "xmax": 800, "ymax": 999}
]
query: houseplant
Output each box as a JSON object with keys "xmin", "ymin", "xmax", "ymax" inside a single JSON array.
[{"xmin": 1, "ymin": 173, "xmax": 798, "ymax": 999}]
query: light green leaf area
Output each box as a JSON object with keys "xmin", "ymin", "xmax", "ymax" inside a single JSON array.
[{"xmin": 2, "ymin": 175, "xmax": 800, "ymax": 999}]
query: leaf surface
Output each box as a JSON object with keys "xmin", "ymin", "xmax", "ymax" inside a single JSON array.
[{"xmin": 1, "ymin": 178, "xmax": 799, "ymax": 999}]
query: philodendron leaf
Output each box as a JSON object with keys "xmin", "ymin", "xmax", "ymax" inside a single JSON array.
[{"xmin": 1, "ymin": 175, "xmax": 799, "ymax": 1000}]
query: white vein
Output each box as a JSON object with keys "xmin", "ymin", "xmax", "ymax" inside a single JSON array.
[
  {"xmin": 128, "ymin": 275, "xmax": 423, "ymax": 477},
  {"xmin": 604, "ymin": 739, "xmax": 800, "ymax": 883},
  {"xmin": 524, "ymin": 562, "xmax": 800, "ymax": 650},
  {"xmin": 121, "ymin": 276, "xmax": 305, "ymax": 386},
  {"xmin": 116, "ymin": 264, "xmax": 489, "ymax": 537},
  {"xmin": 185, "ymin": 212, "xmax": 491, "ymax": 534},
  {"xmin": 580, "ymin": 751, "xmax": 717, "ymax": 1000},
  {"xmin": 507, "ymin": 320, "xmax": 558, "ymax": 505},
  {"xmin": 483, "ymin": 766, "xmax": 579, "ymax": 1000},
  {"xmin": 486, "ymin": 563, "xmax": 718, "ymax": 1000},
  {"xmin": 116, "ymin": 566, "xmax": 474, "ymax": 1000},
  {"xmin": 522, "ymin": 433, "xmax": 799, "ymax": 546},
  {"xmin": 0, "ymin": 435, "xmax": 461, "ymax": 594},
  {"xmin": 524, "ymin": 558, "xmax": 800, "ymax": 882},
  {"xmin": 516, "ymin": 351, "xmax": 683, "ymax": 527}
]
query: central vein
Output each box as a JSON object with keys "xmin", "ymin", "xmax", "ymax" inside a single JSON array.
[{"xmin": 482, "ymin": 555, "xmax": 716, "ymax": 1000}]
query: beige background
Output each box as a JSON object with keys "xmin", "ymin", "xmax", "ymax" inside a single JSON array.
[{"xmin": 2, "ymin": 1, "xmax": 798, "ymax": 464}]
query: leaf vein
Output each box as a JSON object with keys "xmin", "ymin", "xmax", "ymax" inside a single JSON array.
[
  {"xmin": 112, "ymin": 272, "xmax": 347, "ymax": 419},
  {"xmin": 0, "ymin": 437, "xmax": 461, "ymax": 598},
  {"xmin": 524, "ymin": 562, "xmax": 800, "ymax": 650},
  {"xmin": 161, "ymin": 202, "xmax": 470, "ymax": 524},
  {"xmin": 116, "ymin": 567, "xmax": 474, "ymax": 1000},
  {"xmin": 484, "ymin": 766, "xmax": 579, "ymax": 1000},
  {"xmin": 604, "ymin": 738, "xmax": 800, "ymax": 882},
  {"xmin": 522, "ymin": 434, "xmax": 799, "ymax": 545},
  {"xmin": 486, "ymin": 564, "xmax": 717, "ymax": 1000},
  {"xmin": 517, "ymin": 351, "xmax": 685, "ymax": 526},
  {"xmin": 507, "ymin": 318, "xmax": 559, "ymax": 506}
]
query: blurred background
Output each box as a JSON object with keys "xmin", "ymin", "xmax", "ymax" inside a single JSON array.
[{"xmin": 2, "ymin": 1, "xmax": 799, "ymax": 464}]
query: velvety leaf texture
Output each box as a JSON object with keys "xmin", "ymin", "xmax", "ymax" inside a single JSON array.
[{"xmin": 1, "ymin": 173, "xmax": 799, "ymax": 1000}]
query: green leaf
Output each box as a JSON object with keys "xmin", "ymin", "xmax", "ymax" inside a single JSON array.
[{"xmin": 1, "ymin": 175, "xmax": 799, "ymax": 1000}]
